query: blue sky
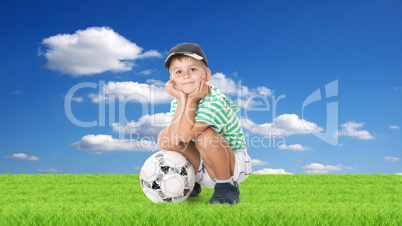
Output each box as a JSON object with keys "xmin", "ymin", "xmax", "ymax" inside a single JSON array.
[{"xmin": 1, "ymin": 0, "xmax": 401, "ymax": 175}]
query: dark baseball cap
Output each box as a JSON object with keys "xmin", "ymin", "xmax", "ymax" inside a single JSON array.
[{"xmin": 164, "ymin": 43, "xmax": 208, "ymax": 68}]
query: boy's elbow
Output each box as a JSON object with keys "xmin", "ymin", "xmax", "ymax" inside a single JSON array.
[
  {"xmin": 158, "ymin": 136, "xmax": 170, "ymax": 150},
  {"xmin": 178, "ymin": 132, "xmax": 195, "ymax": 143},
  {"xmin": 158, "ymin": 137, "xmax": 179, "ymax": 150},
  {"xmin": 158, "ymin": 138, "xmax": 170, "ymax": 150},
  {"xmin": 179, "ymin": 126, "xmax": 209, "ymax": 143},
  {"xmin": 181, "ymin": 137, "xmax": 194, "ymax": 143},
  {"xmin": 157, "ymin": 128, "xmax": 177, "ymax": 150}
]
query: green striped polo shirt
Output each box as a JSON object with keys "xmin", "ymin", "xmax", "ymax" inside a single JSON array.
[{"xmin": 169, "ymin": 85, "xmax": 247, "ymax": 151}]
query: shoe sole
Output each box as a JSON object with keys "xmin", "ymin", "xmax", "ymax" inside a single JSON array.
[{"xmin": 209, "ymin": 195, "xmax": 241, "ymax": 205}]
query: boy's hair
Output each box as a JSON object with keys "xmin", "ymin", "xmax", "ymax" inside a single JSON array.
[{"xmin": 168, "ymin": 55, "xmax": 208, "ymax": 73}]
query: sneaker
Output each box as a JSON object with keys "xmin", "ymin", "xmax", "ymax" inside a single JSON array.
[
  {"xmin": 190, "ymin": 182, "xmax": 202, "ymax": 196},
  {"xmin": 209, "ymin": 182, "xmax": 240, "ymax": 205}
]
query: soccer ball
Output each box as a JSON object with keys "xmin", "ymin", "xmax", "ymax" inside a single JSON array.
[{"xmin": 140, "ymin": 150, "xmax": 195, "ymax": 203}]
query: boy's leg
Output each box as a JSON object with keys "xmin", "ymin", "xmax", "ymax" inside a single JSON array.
[
  {"xmin": 158, "ymin": 128, "xmax": 203, "ymax": 196},
  {"xmin": 158, "ymin": 127, "xmax": 240, "ymax": 203},
  {"xmin": 196, "ymin": 128, "xmax": 240, "ymax": 204},
  {"xmin": 158, "ymin": 128, "xmax": 235, "ymax": 181},
  {"xmin": 196, "ymin": 127, "xmax": 236, "ymax": 181},
  {"xmin": 157, "ymin": 127, "xmax": 235, "ymax": 180}
]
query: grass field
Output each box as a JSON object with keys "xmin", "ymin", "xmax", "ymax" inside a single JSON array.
[{"xmin": 0, "ymin": 174, "xmax": 400, "ymax": 225}]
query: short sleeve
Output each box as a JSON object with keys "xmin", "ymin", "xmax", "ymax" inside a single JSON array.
[
  {"xmin": 194, "ymin": 98, "xmax": 228, "ymax": 134},
  {"xmin": 169, "ymin": 99, "xmax": 178, "ymax": 125}
]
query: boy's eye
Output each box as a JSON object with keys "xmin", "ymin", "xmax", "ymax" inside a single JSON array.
[
  {"xmin": 190, "ymin": 68, "xmax": 197, "ymax": 72},
  {"xmin": 175, "ymin": 70, "xmax": 182, "ymax": 74}
]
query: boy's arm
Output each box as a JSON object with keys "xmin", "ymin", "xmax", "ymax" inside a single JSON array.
[
  {"xmin": 165, "ymin": 80, "xmax": 187, "ymax": 146},
  {"xmin": 177, "ymin": 97, "xmax": 210, "ymax": 143},
  {"xmin": 177, "ymin": 77, "xmax": 211, "ymax": 143}
]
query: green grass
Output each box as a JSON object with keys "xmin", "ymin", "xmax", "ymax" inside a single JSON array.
[{"xmin": 0, "ymin": 174, "xmax": 400, "ymax": 225}]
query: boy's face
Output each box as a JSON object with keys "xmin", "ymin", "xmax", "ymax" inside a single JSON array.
[{"xmin": 169, "ymin": 57, "xmax": 211, "ymax": 95}]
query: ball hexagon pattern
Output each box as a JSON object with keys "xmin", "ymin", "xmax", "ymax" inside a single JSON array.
[{"xmin": 140, "ymin": 150, "xmax": 195, "ymax": 203}]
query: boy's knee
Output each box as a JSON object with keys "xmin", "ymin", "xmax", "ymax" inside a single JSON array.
[
  {"xmin": 157, "ymin": 128, "xmax": 168, "ymax": 140},
  {"xmin": 196, "ymin": 127, "xmax": 215, "ymax": 141},
  {"xmin": 157, "ymin": 128, "xmax": 170, "ymax": 150},
  {"xmin": 196, "ymin": 127, "xmax": 221, "ymax": 150}
]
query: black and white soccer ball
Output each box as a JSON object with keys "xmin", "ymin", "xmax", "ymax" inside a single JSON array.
[{"xmin": 140, "ymin": 150, "xmax": 195, "ymax": 203}]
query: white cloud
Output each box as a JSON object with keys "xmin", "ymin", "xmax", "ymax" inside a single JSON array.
[
  {"xmin": 139, "ymin": 50, "xmax": 161, "ymax": 58},
  {"xmin": 89, "ymin": 73, "xmax": 273, "ymax": 106},
  {"xmin": 88, "ymin": 93, "xmax": 109, "ymax": 103},
  {"xmin": 253, "ymin": 168, "xmax": 293, "ymax": 175},
  {"xmin": 71, "ymin": 134, "xmax": 158, "ymax": 151},
  {"xmin": 112, "ymin": 112, "xmax": 171, "ymax": 138},
  {"xmin": 302, "ymin": 163, "xmax": 353, "ymax": 174},
  {"xmin": 251, "ymin": 159, "xmax": 269, "ymax": 166},
  {"xmin": 241, "ymin": 114, "xmax": 323, "ymax": 136},
  {"xmin": 384, "ymin": 157, "xmax": 400, "ymax": 162},
  {"xmin": 12, "ymin": 90, "xmax": 23, "ymax": 95},
  {"xmin": 235, "ymin": 98, "xmax": 264, "ymax": 108},
  {"xmin": 390, "ymin": 125, "xmax": 400, "ymax": 130},
  {"xmin": 257, "ymin": 87, "xmax": 273, "ymax": 97},
  {"xmin": 4, "ymin": 153, "xmax": 39, "ymax": 161},
  {"xmin": 64, "ymin": 95, "xmax": 83, "ymax": 102},
  {"xmin": 90, "ymin": 81, "xmax": 173, "ymax": 104},
  {"xmin": 395, "ymin": 173, "xmax": 402, "ymax": 175},
  {"xmin": 208, "ymin": 73, "xmax": 273, "ymax": 108},
  {"xmin": 37, "ymin": 168, "xmax": 64, "ymax": 173},
  {"xmin": 278, "ymin": 144, "xmax": 312, "ymax": 151},
  {"xmin": 146, "ymin": 79, "xmax": 165, "ymax": 85},
  {"xmin": 138, "ymin": 69, "xmax": 157, "ymax": 75},
  {"xmin": 208, "ymin": 73, "xmax": 238, "ymax": 95},
  {"xmin": 41, "ymin": 27, "xmax": 162, "ymax": 76},
  {"xmin": 337, "ymin": 121, "xmax": 374, "ymax": 140}
]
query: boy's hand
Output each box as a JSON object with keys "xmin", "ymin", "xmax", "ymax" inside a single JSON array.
[
  {"xmin": 188, "ymin": 76, "xmax": 211, "ymax": 102},
  {"xmin": 165, "ymin": 79, "xmax": 186, "ymax": 100}
]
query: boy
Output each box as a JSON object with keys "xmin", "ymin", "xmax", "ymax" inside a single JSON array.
[{"xmin": 157, "ymin": 43, "xmax": 252, "ymax": 205}]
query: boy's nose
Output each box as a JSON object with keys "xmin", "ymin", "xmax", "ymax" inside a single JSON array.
[{"xmin": 183, "ymin": 72, "xmax": 190, "ymax": 79}]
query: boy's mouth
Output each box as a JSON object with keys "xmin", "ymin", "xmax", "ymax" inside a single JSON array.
[{"xmin": 182, "ymin": 82, "xmax": 195, "ymax": 85}]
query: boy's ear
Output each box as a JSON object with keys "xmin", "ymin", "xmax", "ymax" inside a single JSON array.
[{"xmin": 205, "ymin": 68, "xmax": 212, "ymax": 82}]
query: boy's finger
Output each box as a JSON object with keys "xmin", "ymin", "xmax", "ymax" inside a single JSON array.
[{"xmin": 198, "ymin": 78, "xmax": 202, "ymax": 90}]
